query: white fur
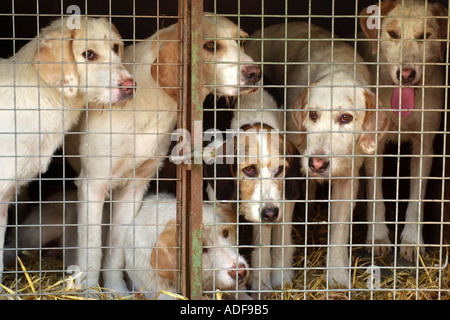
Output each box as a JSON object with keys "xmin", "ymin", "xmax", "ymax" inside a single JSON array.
[
  {"xmin": 0, "ymin": 17, "xmax": 132, "ymax": 284},
  {"xmin": 68, "ymin": 14, "xmax": 260, "ymax": 293},
  {"xmin": 359, "ymin": 0, "xmax": 447, "ymax": 261},
  {"xmin": 245, "ymin": 21, "xmax": 389, "ymax": 287},
  {"xmin": 124, "ymin": 193, "xmax": 250, "ymax": 299}
]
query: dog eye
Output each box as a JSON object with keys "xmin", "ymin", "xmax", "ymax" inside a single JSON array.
[
  {"xmin": 416, "ymin": 32, "xmax": 432, "ymax": 40},
  {"xmin": 309, "ymin": 111, "xmax": 318, "ymax": 121},
  {"xmin": 387, "ymin": 30, "xmax": 399, "ymax": 39},
  {"xmin": 340, "ymin": 114, "xmax": 353, "ymax": 124},
  {"xmin": 222, "ymin": 228, "xmax": 229, "ymax": 239},
  {"xmin": 243, "ymin": 165, "xmax": 257, "ymax": 177},
  {"xmin": 82, "ymin": 50, "xmax": 97, "ymax": 61},
  {"xmin": 203, "ymin": 41, "xmax": 215, "ymax": 51},
  {"xmin": 274, "ymin": 165, "xmax": 284, "ymax": 177},
  {"xmin": 113, "ymin": 44, "xmax": 120, "ymax": 54}
]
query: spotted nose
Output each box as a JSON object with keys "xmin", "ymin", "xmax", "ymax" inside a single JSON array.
[
  {"xmin": 241, "ymin": 65, "xmax": 262, "ymax": 84},
  {"xmin": 309, "ymin": 157, "xmax": 329, "ymax": 174},
  {"xmin": 228, "ymin": 263, "xmax": 248, "ymax": 285}
]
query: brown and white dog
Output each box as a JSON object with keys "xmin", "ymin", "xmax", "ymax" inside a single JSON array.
[
  {"xmin": 68, "ymin": 14, "xmax": 261, "ymax": 293},
  {"xmin": 359, "ymin": 0, "xmax": 448, "ymax": 261},
  {"xmin": 204, "ymin": 90, "xmax": 301, "ymax": 296},
  {"xmin": 0, "ymin": 17, "xmax": 133, "ymax": 284},
  {"xmin": 124, "ymin": 193, "xmax": 250, "ymax": 299}
]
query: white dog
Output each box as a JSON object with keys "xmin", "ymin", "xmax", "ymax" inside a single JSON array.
[
  {"xmin": 245, "ymin": 22, "xmax": 390, "ymax": 287},
  {"xmin": 359, "ymin": 0, "xmax": 448, "ymax": 261},
  {"xmin": 71, "ymin": 14, "xmax": 260, "ymax": 292},
  {"xmin": 0, "ymin": 17, "xmax": 133, "ymax": 284},
  {"xmin": 124, "ymin": 193, "xmax": 250, "ymax": 299}
]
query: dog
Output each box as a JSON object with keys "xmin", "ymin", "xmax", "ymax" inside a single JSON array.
[
  {"xmin": 124, "ymin": 193, "xmax": 250, "ymax": 300},
  {"xmin": 70, "ymin": 14, "xmax": 261, "ymax": 292},
  {"xmin": 0, "ymin": 17, "xmax": 133, "ymax": 284},
  {"xmin": 245, "ymin": 21, "xmax": 390, "ymax": 287},
  {"xmin": 359, "ymin": 0, "xmax": 448, "ymax": 261},
  {"xmin": 204, "ymin": 89, "xmax": 301, "ymax": 296}
]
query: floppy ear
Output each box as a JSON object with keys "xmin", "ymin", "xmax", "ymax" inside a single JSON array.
[
  {"xmin": 359, "ymin": 0, "xmax": 398, "ymax": 55},
  {"xmin": 150, "ymin": 219, "xmax": 179, "ymax": 283},
  {"xmin": 204, "ymin": 141, "xmax": 237, "ymax": 201},
  {"xmin": 287, "ymin": 89, "xmax": 308, "ymax": 148},
  {"xmin": 151, "ymin": 26, "xmax": 181, "ymax": 102},
  {"xmin": 284, "ymin": 140, "xmax": 302, "ymax": 200},
  {"xmin": 430, "ymin": 2, "xmax": 448, "ymax": 62},
  {"xmin": 33, "ymin": 29, "xmax": 79, "ymax": 98},
  {"xmin": 358, "ymin": 90, "xmax": 390, "ymax": 155}
]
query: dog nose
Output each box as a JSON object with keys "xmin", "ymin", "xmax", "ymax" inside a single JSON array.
[
  {"xmin": 228, "ymin": 263, "xmax": 248, "ymax": 285},
  {"xmin": 119, "ymin": 78, "xmax": 136, "ymax": 96},
  {"xmin": 309, "ymin": 157, "xmax": 329, "ymax": 174},
  {"xmin": 241, "ymin": 65, "xmax": 262, "ymax": 84},
  {"xmin": 396, "ymin": 68, "xmax": 416, "ymax": 84},
  {"xmin": 261, "ymin": 206, "xmax": 279, "ymax": 222}
]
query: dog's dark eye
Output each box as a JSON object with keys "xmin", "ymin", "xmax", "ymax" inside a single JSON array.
[
  {"xmin": 340, "ymin": 114, "xmax": 353, "ymax": 124},
  {"xmin": 222, "ymin": 227, "xmax": 229, "ymax": 239},
  {"xmin": 416, "ymin": 32, "xmax": 432, "ymax": 40},
  {"xmin": 203, "ymin": 41, "xmax": 215, "ymax": 51},
  {"xmin": 113, "ymin": 43, "xmax": 120, "ymax": 54},
  {"xmin": 274, "ymin": 165, "xmax": 284, "ymax": 177},
  {"xmin": 387, "ymin": 30, "xmax": 399, "ymax": 39},
  {"xmin": 82, "ymin": 50, "xmax": 97, "ymax": 61},
  {"xmin": 243, "ymin": 165, "xmax": 257, "ymax": 177},
  {"xmin": 309, "ymin": 111, "xmax": 318, "ymax": 121}
]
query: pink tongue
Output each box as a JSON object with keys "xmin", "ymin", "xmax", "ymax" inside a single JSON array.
[{"xmin": 391, "ymin": 87, "xmax": 415, "ymax": 117}]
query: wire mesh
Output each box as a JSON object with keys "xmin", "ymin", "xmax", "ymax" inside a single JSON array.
[{"xmin": 0, "ymin": 0, "xmax": 449, "ymax": 301}]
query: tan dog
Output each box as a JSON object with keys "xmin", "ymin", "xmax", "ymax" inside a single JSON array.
[
  {"xmin": 0, "ymin": 17, "xmax": 133, "ymax": 284},
  {"xmin": 359, "ymin": 0, "xmax": 448, "ymax": 261}
]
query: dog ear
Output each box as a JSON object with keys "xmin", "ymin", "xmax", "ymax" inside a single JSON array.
[
  {"xmin": 284, "ymin": 140, "xmax": 302, "ymax": 200},
  {"xmin": 33, "ymin": 29, "xmax": 79, "ymax": 98},
  {"xmin": 151, "ymin": 26, "xmax": 181, "ymax": 102},
  {"xmin": 430, "ymin": 2, "xmax": 448, "ymax": 62},
  {"xmin": 358, "ymin": 90, "xmax": 390, "ymax": 155},
  {"xmin": 151, "ymin": 219, "xmax": 179, "ymax": 283},
  {"xmin": 288, "ymin": 89, "xmax": 308, "ymax": 148},
  {"xmin": 359, "ymin": 0, "xmax": 398, "ymax": 55},
  {"xmin": 204, "ymin": 141, "xmax": 237, "ymax": 201}
]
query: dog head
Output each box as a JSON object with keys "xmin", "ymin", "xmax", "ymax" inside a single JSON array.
[
  {"xmin": 34, "ymin": 17, "xmax": 134, "ymax": 103},
  {"xmin": 202, "ymin": 15, "xmax": 261, "ymax": 96},
  {"xmin": 289, "ymin": 74, "xmax": 390, "ymax": 178},
  {"xmin": 360, "ymin": 0, "xmax": 448, "ymax": 86},
  {"xmin": 150, "ymin": 203, "xmax": 249, "ymax": 292},
  {"xmin": 205, "ymin": 123, "xmax": 301, "ymax": 222}
]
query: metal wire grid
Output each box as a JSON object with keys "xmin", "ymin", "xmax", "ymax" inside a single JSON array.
[{"xmin": 0, "ymin": 0, "xmax": 449, "ymax": 300}]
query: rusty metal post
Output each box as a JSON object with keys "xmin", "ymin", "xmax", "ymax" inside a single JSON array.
[{"xmin": 178, "ymin": 0, "xmax": 204, "ymax": 300}]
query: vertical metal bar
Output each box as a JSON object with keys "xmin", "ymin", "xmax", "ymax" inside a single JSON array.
[
  {"xmin": 188, "ymin": 0, "xmax": 204, "ymax": 300},
  {"xmin": 179, "ymin": 0, "xmax": 204, "ymax": 300},
  {"xmin": 179, "ymin": 0, "xmax": 190, "ymax": 298}
]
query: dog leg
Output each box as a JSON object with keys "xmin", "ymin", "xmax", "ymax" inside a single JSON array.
[
  {"xmin": 400, "ymin": 136, "xmax": 433, "ymax": 261},
  {"xmin": 103, "ymin": 179, "xmax": 148, "ymax": 294},
  {"xmin": 328, "ymin": 178, "xmax": 359, "ymax": 288},
  {"xmin": 250, "ymin": 224, "xmax": 272, "ymax": 298},
  {"xmin": 76, "ymin": 179, "xmax": 108, "ymax": 289},
  {"xmin": 365, "ymin": 155, "xmax": 391, "ymax": 255},
  {"xmin": 271, "ymin": 201, "xmax": 295, "ymax": 289}
]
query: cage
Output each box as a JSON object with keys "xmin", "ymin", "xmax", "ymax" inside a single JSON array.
[{"xmin": 0, "ymin": 0, "xmax": 449, "ymax": 300}]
